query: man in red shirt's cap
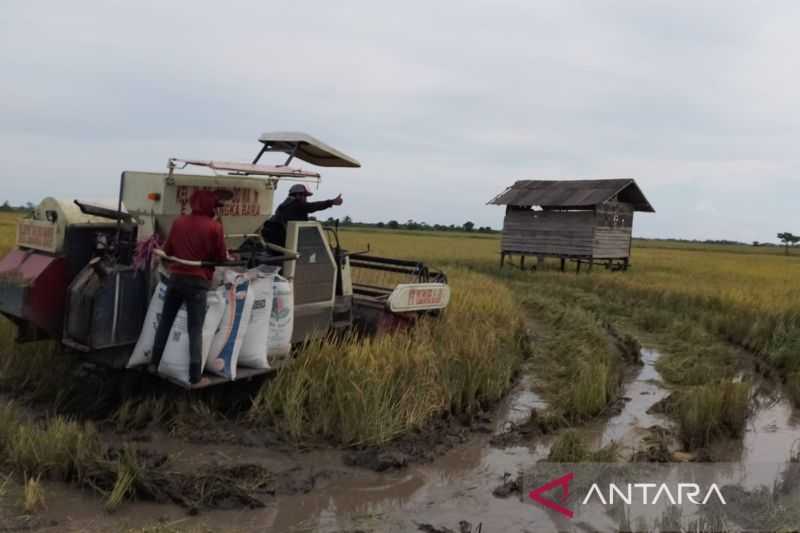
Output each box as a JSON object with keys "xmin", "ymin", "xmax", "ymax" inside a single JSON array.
[{"xmin": 150, "ymin": 189, "xmax": 228, "ymax": 386}]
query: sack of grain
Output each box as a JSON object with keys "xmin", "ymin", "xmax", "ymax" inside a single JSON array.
[
  {"xmin": 267, "ymin": 275, "xmax": 293, "ymax": 367},
  {"xmin": 238, "ymin": 266, "xmax": 278, "ymax": 369},
  {"xmin": 127, "ymin": 281, "xmax": 168, "ymax": 367},
  {"xmin": 157, "ymin": 288, "xmax": 227, "ymax": 385},
  {"xmin": 207, "ymin": 270, "xmax": 254, "ymax": 380}
]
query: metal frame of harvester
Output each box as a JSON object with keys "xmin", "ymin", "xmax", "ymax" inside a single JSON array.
[{"xmin": 0, "ymin": 132, "xmax": 450, "ymax": 388}]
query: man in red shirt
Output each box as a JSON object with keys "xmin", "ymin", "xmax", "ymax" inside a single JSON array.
[{"xmin": 150, "ymin": 189, "xmax": 228, "ymax": 386}]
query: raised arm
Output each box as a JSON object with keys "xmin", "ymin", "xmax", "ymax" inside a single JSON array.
[{"xmin": 304, "ymin": 194, "xmax": 343, "ymax": 214}]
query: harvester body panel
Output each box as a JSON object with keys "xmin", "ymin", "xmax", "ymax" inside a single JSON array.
[
  {"xmin": 283, "ymin": 221, "xmax": 338, "ymax": 344},
  {"xmin": 63, "ymin": 265, "xmax": 148, "ymax": 352},
  {"xmin": 0, "ymin": 248, "xmax": 66, "ymax": 338},
  {"xmin": 120, "ymin": 171, "xmax": 275, "ymax": 250},
  {"xmin": 17, "ymin": 198, "xmax": 116, "ymax": 254}
]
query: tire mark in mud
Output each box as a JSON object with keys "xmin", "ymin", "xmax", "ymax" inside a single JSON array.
[{"xmin": 585, "ymin": 347, "xmax": 674, "ymax": 460}]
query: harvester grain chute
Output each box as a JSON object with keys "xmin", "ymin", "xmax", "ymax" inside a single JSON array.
[{"xmin": 0, "ymin": 132, "xmax": 451, "ymax": 388}]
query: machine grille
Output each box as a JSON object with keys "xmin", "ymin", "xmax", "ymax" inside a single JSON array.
[{"xmin": 293, "ymin": 226, "xmax": 335, "ymax": 306}]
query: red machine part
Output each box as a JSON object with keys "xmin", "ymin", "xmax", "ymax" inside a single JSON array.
[
  {"xmin": 0, "ymin": 249, "xmax": 67, "ymax": 338},
  {"xmin": 374, "ymin": 311, "xmax": 417, "ymax": 335}
]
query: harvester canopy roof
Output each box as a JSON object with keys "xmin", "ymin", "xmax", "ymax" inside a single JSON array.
[
  {"xmin": 488, "ymin": 178, "xmax": 655, "ymax": 212},
  {"xmin": 257, "ymin": 132, "xmax": 361, "ymax": 168}
]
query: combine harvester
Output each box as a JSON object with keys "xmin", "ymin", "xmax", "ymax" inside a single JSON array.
[{"xmin": 0, "ymin": 132, "xmax": 450, "ymax": 388}]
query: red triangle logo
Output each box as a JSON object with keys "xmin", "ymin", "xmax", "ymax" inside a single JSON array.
[{"xmin": 528, "ymin": 472, "xmax": 574, "ymax": 519}]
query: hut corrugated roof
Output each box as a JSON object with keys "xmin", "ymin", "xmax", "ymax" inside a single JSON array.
[{"xmin": 488, "ymin": 179, "xmax": 654, "ymax": 212}]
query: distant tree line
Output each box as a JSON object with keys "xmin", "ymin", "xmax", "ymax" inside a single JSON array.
[
  {"xmin": 635, "ymin": 237, "xmax": 753, "ymax": 247},
  {"xmin": 637, "ymin": 234, "xmax": 799, "ymax": 254},
  {"xmin": 0, "ymin": 201, "xmax": 33, "ymax": 213},
  {"xmin": 323, "ymin": 216, "xmax": 497, "ymax": 233}
]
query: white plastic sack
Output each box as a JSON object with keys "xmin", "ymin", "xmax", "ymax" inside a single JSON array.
[
  {"xmin": 207, "ymin": 270, "xmax": 254, "ymax": 380},
  {"xmin": 238, "ymin": 268, "xmax": 276, "ymax": 369},
  {"xmin": 267, "ymin": 275, "xmax": 294, "ymax": 366},
  {"xmin": 211, "ymin": 267, "xmax": 227, "ymax": 289},
  {"xmin": 212, "ymin": 266, "xmax": 247, "ymax": 288},
  {"xmin": 127, "ymin": 281, "xmax": 168, "ymax": 368},
  {"xmin": 157, "ymin": 288, "xmax": 227, "ymax": 385}
]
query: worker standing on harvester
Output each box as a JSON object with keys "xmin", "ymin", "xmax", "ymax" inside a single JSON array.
[
  {"xmin": 150, "ymin": 189, "xmax": 228, "ymax": 387},
  {"xmin": 262, "ymin": 184, "xmax": 343, "ymax": 246}
]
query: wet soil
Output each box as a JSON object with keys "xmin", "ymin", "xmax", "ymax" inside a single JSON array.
[
  {"xmin": 4, "ymin": 341, "xmax": 800, "ymax": 532},
  {"xmin": 342, "ymin": 411, "xmax": 483, "ymax": 473},
  {"xmin": 0, "ymin": 366, "xmax": 555, "ymax": 531}
]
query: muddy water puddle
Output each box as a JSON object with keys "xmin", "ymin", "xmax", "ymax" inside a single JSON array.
[
  {"xmin": 244, "ymin": 348, "xmax": 676, "ymax": 531},
  {"xmin": 261, "ymin": 378, "xmax": 560, "ymax": 532},
  {"xmin": 494, "ymin": 373, "xmax": 548, "ymax": 431},
  {"xmin": 709, "ymin": 378, "xmax": 800, "ymax": 484},
  {"xmin": 7, "ymin": 439, "xmax": 547, "ymax": 532},
  {"xmin": 742, "ymin": 382, "xmax": 800, "ymax": 463},
  {"xmin": 586, "ymin": 347, "xmax": 672, "ymax": 456}
]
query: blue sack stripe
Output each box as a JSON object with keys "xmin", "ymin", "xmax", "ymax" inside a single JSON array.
[{"xmin": 218, "ymin": 280, "xmax": 250, "ymax": 377}]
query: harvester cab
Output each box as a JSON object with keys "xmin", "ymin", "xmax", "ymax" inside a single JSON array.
[{"xmin": 0, "ymin": 132, "xmax": 450, "ymax": 387}]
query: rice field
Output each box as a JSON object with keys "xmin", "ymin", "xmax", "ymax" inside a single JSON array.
[
  {"xmin": 0, "ymin": 207, "xmax": 798, "ymax": 531},
  {"xmin": 0, "ymin": 213, "xmax": 798, "ymax": 452},
  {"xmin": 0, "ymin": 212, "xmax": 18, "ymax": 254},
  {"xmin": 339, "ymin": 227, "xmax": 800, "ymax": 447},
  {"xmin": 342, "ymin": 225, "xmax": 800, "ymax": 387},
  {"xmin": 341, "ymin": 227, "xmax": 800, "ymax": 375}
]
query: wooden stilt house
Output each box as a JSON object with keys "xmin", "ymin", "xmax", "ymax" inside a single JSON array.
[{"xmin": 488, "ymin": 179, "xmax": 654, "ymax": 271}]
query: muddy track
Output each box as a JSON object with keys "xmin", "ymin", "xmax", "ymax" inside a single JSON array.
[{"xmin": 3, "ymin": 321, "xmax": 800, "ymax": 531}]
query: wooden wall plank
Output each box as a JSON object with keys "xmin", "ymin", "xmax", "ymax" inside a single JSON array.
[{"xmin": 501, "ymin": 203, "xmax": 635, "ymax": 259}]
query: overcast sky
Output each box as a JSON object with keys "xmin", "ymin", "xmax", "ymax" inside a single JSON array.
[{"xmin": 2, "ymin": 1, "xmax": 798, "ymax": 242}]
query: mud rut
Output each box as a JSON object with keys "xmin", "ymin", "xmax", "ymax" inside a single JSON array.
[{"xmin": 2, "ymin": 333, "xmax": 800, "ymax": 532}]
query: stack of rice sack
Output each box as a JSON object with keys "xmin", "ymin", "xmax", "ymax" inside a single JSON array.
[{"xmin": 128, "ymin": 266, "xmax": 294, "ymax": 385}]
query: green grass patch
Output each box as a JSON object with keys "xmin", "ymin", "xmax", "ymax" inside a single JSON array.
[
  {"xmin": 0, "ymin": 401, "xmax": 101, "ymax": 482},
  {"xmin": 672, "ymin": 381, "xmax": 751, "ymax": 449},
  {"xmin": 547, "ymin": 430, "xmax": 619, "ymax": 462}
]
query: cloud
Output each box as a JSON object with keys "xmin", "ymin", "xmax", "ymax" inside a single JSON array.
[{"xmin": 1, "ymin": 0, "xmax": 798, "ymax": 242}]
